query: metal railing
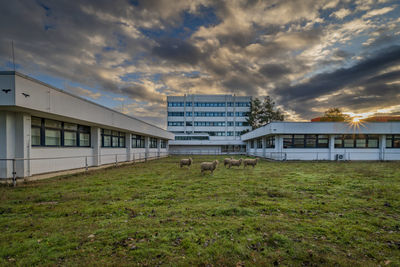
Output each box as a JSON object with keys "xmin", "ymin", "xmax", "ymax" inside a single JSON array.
[
  {"xmin": 0, "ymin": 151, "xmax": 169, "ymax": 186},
  {"xmin": 169, "ymin": 150, "xmax": 246, "ymax": 156}
]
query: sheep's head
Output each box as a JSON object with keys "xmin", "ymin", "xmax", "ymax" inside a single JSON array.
[
  {"xmin": 239, "ymin": 158, "xmax": 242, "ymax": 163},
  {"xmin": 214, "ymin": 160, "xmax": 219, "ymax": 165},
  {"xmin": 189, "ymin": 157, "xmax": 193, "ymax": 163}
]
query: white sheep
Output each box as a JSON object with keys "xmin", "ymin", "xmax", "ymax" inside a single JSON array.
[
  {"xmin": 180, "ymin": 157, "xmax": 193, "ymax": 168},
  {"xmin": 223, "ymin": 158, "xmax": 232, "ymax": 168},
  {"xmin": 200, "ymin": 160, "xmax": 219, "ymax": 174},
  {"xmin": 228, "ymin": 158, "xmax": 242, "ymax": 168},
  {"xmin": 243, "ymin": 158, "xmax": 258, "ymax": 168}
]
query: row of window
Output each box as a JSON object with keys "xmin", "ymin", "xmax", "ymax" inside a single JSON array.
[
  {"xmin": 175, "ymin": 136, "xmax": 210, "ymax": 140},
  {"xmin": 168, "ymin": 102, "xmax": 250, "ymax": 107},
  {"xmin": 334, "ymin": 135, "xmax": 379, "ymax": 148},
  {"xmin": 168, "ymin": 112, "xmax": 249, "ymax": 117},
  {"xmin": 31, "ymin": 117, "xmax": 90, "ymax": 147},
  {"xmin": 168, "ymin": 121, "xmax": 250, "ymax": 127},
  {"xmin": 250, "ymin": 136, "xmax": 275, "ymax": 149},
  {"xmin": 283, "ymin": 135, "xmax": 330, "ymax": 149},
  {"xmin": 249, "ymin": 135, "xmax": 400, "ymax": 149}
]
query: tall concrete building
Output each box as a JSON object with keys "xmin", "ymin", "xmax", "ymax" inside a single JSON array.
[{"xmin": 167, "ymin": 94, "xmax": 252, "ymax": 154}]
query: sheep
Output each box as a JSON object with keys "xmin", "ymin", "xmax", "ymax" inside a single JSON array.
[
  {"xmin": 223, "ymin": 157, "xmax": 232, "ymax": 168},
  {"xmin": 180, "ymin": 157, "xmax": 193, "ymax": 168},
  {"xmin": 228, "ymin": 158, "xmax": 242, "ymax": 168},
  {"xmin": 200, "ymin": 160, "xmax": 219, "ymax": 174},
  {"xmin": 243, "ymin": 158, "xmax": 258, "ymax": 168}
]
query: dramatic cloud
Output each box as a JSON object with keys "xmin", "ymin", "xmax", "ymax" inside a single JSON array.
[{"xmin": 0, "ymin": 0, "xmax": 399, "ymax": 127}]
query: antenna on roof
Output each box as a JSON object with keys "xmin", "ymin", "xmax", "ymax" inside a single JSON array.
[{"xmin": 11, "ymin": 41, "xmax": 16, "ymax": 71}]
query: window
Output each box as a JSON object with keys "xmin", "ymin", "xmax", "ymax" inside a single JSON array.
[
  {"xmin": 335, "ymin": 135, "xmax": 380, "ymax": 148},
  {"xmin": 102, "ymin": 129, "xmax": 125, "ymax": 148},
  {"xmin": 317, "ymin": 135, "xmax": 329, "ymax": 148},
  {"xmin": 227, "ymin": 112, "xmax": 234, "ymax": 117},
  {"xmin": 31, "ymin": 117, "xmax": 42, "ymax": 146},
  {"xmin": 250, "ymin": 140, "xmax": 254, "ymax": 149},
  {"xmin": 186, "ymin": 112, "xmax": 192, "ymax": 116},
  {"xmin": 186, "ymin": 121, "xmax": 193, "ymax": 126},
  {"xmin": 227, "ymin": 102, "xmax": 234, "ymax": 107},
  {"xmin": 175, "ymin": 136, "xmax": 209, "ymax": 140},
  {"xmin": 168, "ymin": 102, "xmax": 184, "ymax": 107},
  {"xmin": 227, "ymin": 131, "xmax": 234, "ymax": 136},
  {"xmin": 386, "ymin": 135, "xmax": 400, "ymax": 148},
  {"xmin": 44, "ymin": 119, "xmax": 62, "ymax": 146},
  {"xmin": 161, "ymin": 139, "xmax": 167, "ymax": 148},
  {"xmin": 227, "ymin": 121, "xmax": 234, "ymax": 126},
  {"xmin": 186, "ymin": 102, "xmax": 192, "ymax": 106},
  {"xmin": 168, "ymin": 121, "xmax": 184, "ymax": 126},
  {"xmin": 194, "ymin": 121, "xmax": 225, "ymax": 126},
  {"xmin": 266, "ymin": 136, "xmax": 275, "ymax": 148},
  {"xmin": 168, "ymin": 112, "xmax": 184, "ymax": 117},
  {"xmin": 283, "ymin": 134, "xmax": 329, "ymax": 148},
  {"xmin": 194, "ymin": 112, "xmax": 225, "ymax": 117},
  {"xmin": 132, "ymin": 135, "xmax": 145, "ymax": 148},
  {"xmin": 236, "ymin": 121, "xmax": 249, "ymax": 126},
  {"xmin": 236, "ymin": 102, "xmax": 250, "ymax": 107},
  {"xmin": 150, "ymin": 137, "xmax": 158, "ymax": 148},
  {"xmin": 257, "ymin": 138, "xmax": 263, "ymax": 148},
  {"xmin": 63, "ymin": 123, "xmax": 77, "ymax": 146},
  {"xmin": 194, "ymin": 102, "xmax": 226, "ymax": 107},
  {"xmin": 236, "ymin": 112, "xmax": 248, "ymax": 117},
  {"xmin": 305, "ymin": 135, "xmax": 317, "ymax": 148}
]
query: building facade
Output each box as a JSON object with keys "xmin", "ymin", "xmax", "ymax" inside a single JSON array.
[
  {"xmin": 0, "ymin": 71, "xmax": 174, "ymax": 180},
  {"xmin": 167, "ymin": 94, "xmax": 251, "ymax": 154},
  {"xmin": 241, "ymin": 122, "xmax": 400, "ymax": 161}
]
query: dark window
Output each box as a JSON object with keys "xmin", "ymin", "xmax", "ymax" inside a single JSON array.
[
  {"xmin": 102, "ymin": 129, "xmax": 125, "ymax": 148},
  {"xmin": 235, "ymin": 102, "xmax": 250, "ymax": 107},
  {"xmin": 250, "ymin": 140, "xmax": 254, "ymax": 149},
  {"xmin": 266, "ymin": 136, "xmax": 275, "ymax": 148},
  {"xmin": 335, "ymin": 135, "xmax": 380, "ymax": 148},
  {"xmin": 186, "ymin": 121, "xmax": 193, "ymax": 126},
  {"xmin": 132, "ymin": 135, "xmax": 145, "ymax": 148},
  {"xmin": 175, "ymin": 136, "xmax": 209, "ymax": 140},
  {"xmin": 227, "ymin": 131, "xmax": 234, "ymax": 136},
  {"xmin": 150, "ymin": 137, "xmax": 158, "ymax": 148},
  {"xmin": 31, "ymin": 117, "xmax": 90, "ymax": 147},
  {"xmin": 161, "ymin": 139, "xmax": 167, "ymax": 148},
  {"xmin": 283, "ymin": 134, "xmax": 329, "ymax": 148},
  {"xmin": 317, "ymin": 135, "xmax": 329, "ymax": 148},
  {"xmin": 236, "ymin": 112, "xmax": 248, "ymax": 117},
  {"xmin": 257, "ymin": 138, "xmax": 263, "ymax": 148},
  {"xmin": 168, "ymin": 112, "xmax": 184, "ymax": 117},
  {"xmin": 236, "ymin": 121, "xmax": 249, "ymax": 126},
  {"xmin": 186, "ymin": 102, "xmax": 192, "ymax": 106},
  {"xmin": 168, "ymin": 102, "xmax": 184, "ymax": 107},
  {"xmin": 168, "ymin": 121, "xmax": 184, "ymax": 126}
]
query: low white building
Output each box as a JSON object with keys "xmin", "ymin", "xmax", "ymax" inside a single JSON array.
[
  {"xmin": 0, "ymin": 71, "xmax": 174, "ymax": 181},
  {"xmin": 167, "ymin": 94, "xmax": 251, "ymax": 154},
  {"xmin": 241, "ymin": 122, "xmax": 400, "ymax": 161}
]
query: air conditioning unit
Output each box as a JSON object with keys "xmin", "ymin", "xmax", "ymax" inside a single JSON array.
[{"xmin": 336, "ymin": 154, "xmax": 345, "ymax": 161}]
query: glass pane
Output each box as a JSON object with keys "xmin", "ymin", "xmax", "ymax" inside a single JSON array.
[
  {"xmin": 112, "ymin": 136, "xmax": 119, "ymax": 147},
  {"xmin": 355, "ymin": 138, "xmax": 366, "ymax": 148},
  {"xmin": 386, "ymin": 137, "xmax": 393, "ymax": 148},
  {"xmin": 79, "ymin": 133, "xmax": 90, "ymax": 147},
  {"xmin": 64, "ymin": 123, "xmax": 77, "ymax": 131},
  {"xmin": 45, "ymin": 119, "xmax": 62, "ymax": 129},
  {"xmin": 393, "ymin": 139, "xmax": 400, "ymax": 148},
  {"xmin": 31, "ymin": 127, "xmax": 41, "ymax": 146},
  {"xmin": 119, "ymin": 137, "xmax": 125, "ymax": 147},
  {"xmin": 103, "ymin": 129, "xmax": 111, "ymax": 135},
  {"xmin": 45, "ymin": 129, "xmax": 61, "ymax": 146},
  {"xmin": 79, "ymin": 125, "xmax": 90, "ymax": 132},
  {"xmin": 119, "ymin": 132, "xmax": 125, "ymax": 137},
  {"xmin": 112, "ymin": 131, "xmax": 119, "ymax": 136},
  {"xmin": 32, "ymin": 117, "xmax": 42, "ymax": 127},
  {"xmin": 367, "ymin": 139, "xmax": 378, "ymax": 148},
  {"xmin": 64, "ymin": 131, "xmax": 77, "ymax": 146},
  {"xmin": 344, "ymin": 139, "xmax": 354, "ymax": 148},
  {"xmin": 103, "ymin": 136, "xmax": 111, "ymax": 147}
]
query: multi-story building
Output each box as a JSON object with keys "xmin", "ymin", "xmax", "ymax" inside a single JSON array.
[{"xmin": 167, "ymin": 94, "xmax": 252, "ymax": 154}]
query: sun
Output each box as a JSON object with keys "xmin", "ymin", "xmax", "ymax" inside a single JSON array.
[{"xmin": 352, "ymin": 117, "xmax": 361, "ymax": 123}]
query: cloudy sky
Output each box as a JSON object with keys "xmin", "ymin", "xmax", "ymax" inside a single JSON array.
[{"xmin": 1, "ymin": 0, "xmax": 399, "ymax": 128}]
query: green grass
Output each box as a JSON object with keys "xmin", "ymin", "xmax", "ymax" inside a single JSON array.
[{"xmin": 1, "ymin": 156, "xmax": 400, "ymax": 266}]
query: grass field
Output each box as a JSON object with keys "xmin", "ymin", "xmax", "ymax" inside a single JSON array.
[{"xmin": 1, "ymin": 156, "xmax": 400, "ymax": 266}]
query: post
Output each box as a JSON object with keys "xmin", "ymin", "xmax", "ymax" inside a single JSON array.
[
  {"xmin": 85, "ymin": 156, "xmax": 88, "ymax": 172},
  {"xmin": 115, "ymin": 154, "xmax": 118, "ymax": 167},
  {"xmin": 12, "ymin": 159, "xmax": 16, "ymax": 187}
]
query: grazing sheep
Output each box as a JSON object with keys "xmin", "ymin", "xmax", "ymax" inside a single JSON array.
[
  {"xmin": 180, "ymin": 157, "xmax": 193, "ymax": 168},
  {"xmin": 201, "ymin": 160, "xmax": 219, "ymax": 174},
  {"xmin": 223, "ymin": 158, "xmax": 232, "ymax": 168},
  {"xmin": 228, "ymin": 158, "xmax": 242, "ymax": 168},
  {"xmin": 244, "ymin": 158, "xmax": 258, "ymax": 168}
]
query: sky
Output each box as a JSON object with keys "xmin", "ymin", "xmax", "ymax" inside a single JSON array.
[{"xmin": 1, "ymin": 0, "xmax": 400, "ymax": 128}]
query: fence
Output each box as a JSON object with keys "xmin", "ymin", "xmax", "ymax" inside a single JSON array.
[
  {"xmin": 0, "ymin": 151, "xmax": 169, "ymax": 187},
  {"xmin": 169, "ymin": 150, "xmax": 246, "ymax": 156}
]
